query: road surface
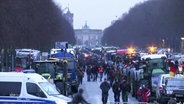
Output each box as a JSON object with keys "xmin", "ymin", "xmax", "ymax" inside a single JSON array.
[{"xmin": 79, "ymin": 73, "xmax": 138, "ymax": 104}]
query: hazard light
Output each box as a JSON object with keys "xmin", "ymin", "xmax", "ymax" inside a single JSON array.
[
  {"xmin": 127, "ymin": 47, "xmax": 135, "ymax": 54},
  {"xmin": 148, "ymin": 46, "xmax": 157, "ymax": 54}
]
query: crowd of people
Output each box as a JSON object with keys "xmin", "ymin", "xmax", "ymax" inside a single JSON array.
[
  {"xmin": 74, "ymin": 64, "xmax": 151, "ymax": 104},
  {"xmin": 72, "ymin": 48, "xmax": 152, "ymax": 104},
  {"xmin": 72, "ymin": 48, "xmax": 180, "ymax": 104},
  {"xmin": 100, "ymin": 77, "xmax": 132, "ymax": 104}
]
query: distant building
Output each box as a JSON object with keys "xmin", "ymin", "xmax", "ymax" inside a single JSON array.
[
  {"xmin": 75, "ymin": 22, "xmax": 103, "ymax": 46},
  {"xmin": 63, "ymin": 8, "xmax": 73, "ymax": 27}
]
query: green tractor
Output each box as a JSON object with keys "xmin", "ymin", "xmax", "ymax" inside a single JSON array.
[
  {"xmin": 130, "ymin": 54, "xmax": 169, "ymax": 102},
  {"xmin": 33, "ymin": 58, "xmax": 78, "ymax": 96}
]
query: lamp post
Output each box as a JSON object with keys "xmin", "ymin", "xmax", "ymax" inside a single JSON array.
[
  {"xmin": 63, "ymin": 43, "xmax": 68, "ymax": 96},
  {"xmin": 181, "ymin": 37, "xmax": 184, "ymax": 52},
  {"xmin": 162, "ymin": 39, "xmax": 165, "ymax": 48},
  {"xmin": 63, "ymin": 58, "xmax": 67, "ymax": 96}
]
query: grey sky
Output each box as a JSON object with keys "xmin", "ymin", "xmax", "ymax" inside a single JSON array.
[{"xmin": 54, "ymin": 0, "xmax": 147, "ymax": 30}]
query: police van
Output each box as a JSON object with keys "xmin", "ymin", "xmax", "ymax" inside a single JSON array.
[{"xmin": 0, "ymin": 72, "xmax": 72, "ymax": 104}]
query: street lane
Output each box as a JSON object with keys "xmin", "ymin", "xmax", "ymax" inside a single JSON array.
[{"xmin": 79, "ymin": 73, "xmax": 138, "ymax": 104}]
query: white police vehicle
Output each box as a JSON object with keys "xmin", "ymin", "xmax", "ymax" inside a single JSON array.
[{"xmin": 0, "ymin": 72, "xmax": 72, "ymax": 104}]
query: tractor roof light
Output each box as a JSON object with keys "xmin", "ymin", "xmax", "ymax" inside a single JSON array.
[
  {"xmin": 148, "ymin": 46, "xmax": 157, "ymax": 53},
  {"xmin": 127, "ymin": 47, "xmax": 135, "ymax": 54}
]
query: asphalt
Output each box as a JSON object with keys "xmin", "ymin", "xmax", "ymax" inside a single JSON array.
[{"xmin": 79, "ymin": 73, "xmax": 138, "ymax": 104}]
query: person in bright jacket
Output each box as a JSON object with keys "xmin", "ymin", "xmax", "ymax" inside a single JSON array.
[
  {"xmin": 15, "ymin": 65, "xmax": 23, "ymax": 72},
  {"xmin": 137, "ymin": 84, "xmax": 150, "ymax": 102},
  {"xmin": 98, "ymin": 65, "xmax": 104, "ymax": 81}
]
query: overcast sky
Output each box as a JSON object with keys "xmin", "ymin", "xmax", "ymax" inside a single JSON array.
[{"xmin": 53, "ymin": 0, "xmax": 147, "ymax": 30}]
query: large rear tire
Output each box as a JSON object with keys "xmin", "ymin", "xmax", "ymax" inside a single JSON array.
[{"xmin": 55, "ymin": 82, "xmax": 64, "ymax": 94}]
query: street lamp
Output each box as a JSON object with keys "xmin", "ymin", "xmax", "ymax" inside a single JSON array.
[
  {"xmin": 181, "ymin": 37, "xmax": 184, "ymax": 51},
  {"xmin": 162, "ymin": 39, "xmax": 165, "ymax": 48},
  {"xmin": 63, "ymin": 58, "xmax": 68, "ymax": 96}
]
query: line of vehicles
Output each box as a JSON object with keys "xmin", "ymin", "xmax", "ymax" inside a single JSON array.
[
  {"xmin": 121, "ymin": 53, "xmax": 184, "ymax": 103},
  {"xmin": 16, "ymin": 48, "xmax": 78, "ymax": 95},
  {"xmin": 1, "ymin": 45, "xmax": 184, "ymax": 103},
  {"xmin": 0, "ymin": 46, "xmax": 78, "ymax": 103}
]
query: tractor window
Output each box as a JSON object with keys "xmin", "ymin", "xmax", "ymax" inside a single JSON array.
[
  {"xmin": 35, "ymin": 63, "xmax": 55, "ymax": 75},
  {"xmin": 15, "ymin": 57, "xmax": 29, "ymax": 69},
  {"xmin": 149, "ymin": 59, "xmax": 164, "ymax": 69},
  {"xmin": 67, "ymin": 61, "xmax": 75, "ymax": 71},
  {"xmin": 38, "ymin": 63, "xmax": 47, "ymax": 74}
]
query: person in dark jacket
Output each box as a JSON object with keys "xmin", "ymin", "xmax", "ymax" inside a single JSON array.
[
  {"xmin": 112, "ymin": 79, "xmax": 121, "ymax": 103},
  {"xmin": 120, "ymin": 79, "xmax": 131, "ymax": 103},
  {"xmin": 92, "ymin": 65, "xmax": 98, "ymax": 81},
  {"xmin": 72, "ymin": 88, "xmax": 90, "ymax": 104},
  {"xmin": 109, "ymin": 69, "xmax": 115, "ymax": 87},
  {"xmin": 86, "ymin": 65, "xmax": 92, "ymax": 81},
  {"xmin": 77, "ymin": 67, "xmax": 84, "ymax": 85},
  {"xmin": 100, "ymin": 78, "xmax": 111, "ymax": 104}
]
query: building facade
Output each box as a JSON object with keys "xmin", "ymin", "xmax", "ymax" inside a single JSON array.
[
  {"xmin": 75, "ymin": 23, "xmax": 103, "ymax": 46},
  {"xmin": 63, "ymin": 8, "xmax": 103, "ymax": 46}
]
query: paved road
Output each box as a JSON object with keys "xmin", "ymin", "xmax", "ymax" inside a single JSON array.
[{"xmin": 79, "ymin": 73, "xmax": 138, "ymax": 104}]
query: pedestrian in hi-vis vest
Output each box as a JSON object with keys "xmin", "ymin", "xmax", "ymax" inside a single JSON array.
[{"xmin": 98, "ymin": 65, "xmax": 104, "ymax": 81}]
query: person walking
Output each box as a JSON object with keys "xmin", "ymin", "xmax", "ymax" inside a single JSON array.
[
  {"xmin": 120, "ymin": 79, "xmax": 131, "ymax": 103},
  {"xmin": 112, "ymin": 79, "xmax": 121, "ymax": 103},
  {"xmin": 100, "ymin": 78, "xmax": 111, "ymax": 104},
  {"xmin": 72, "ymin": 88, "xmax": 90, "ymax": 104},
  {"xmin": 109, "ymin": 69, "xmax": 115, "ymax": 87},
  {"xmin": 98, "ymin": 65, "xmax": 104, "ymax": 81},
  {"xmin": 92, "ymin": 65, "xmax": 98, "ymax": 81},
  {"xmin": 77, "ymin": 67, "xmax": 84, "ymax": 85},
  {"xmin": 114, "ymin": 69, "xmax": 122, "ymax": 81},
  {"xmin": 86, "ymin": 65, "xmax": 92, "ymax": 81}
]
